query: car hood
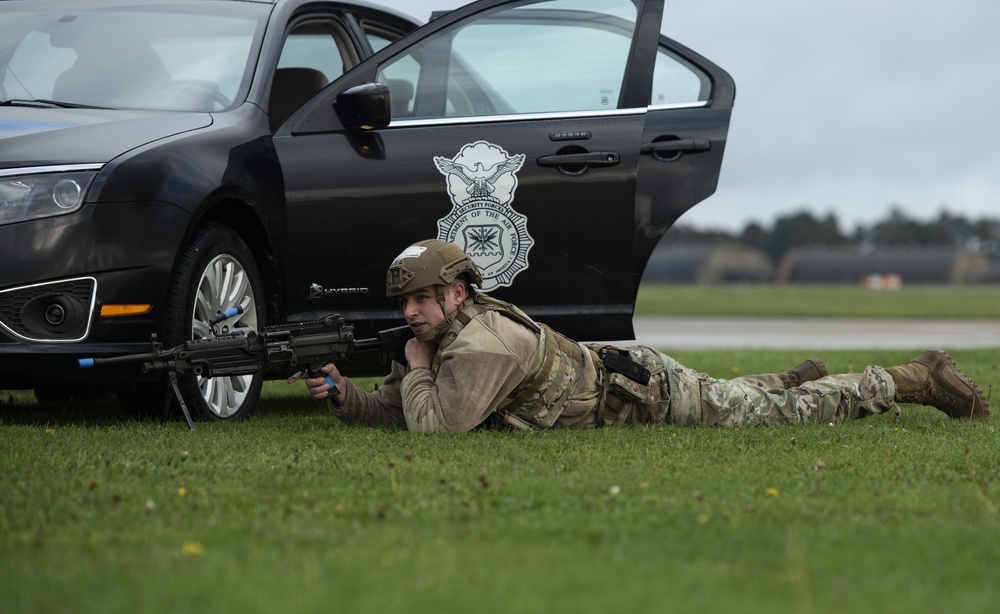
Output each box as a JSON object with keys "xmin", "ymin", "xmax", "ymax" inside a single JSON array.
[{"xmin": 0, "ymin": 107, "xmax": 212, "ymax": 169}]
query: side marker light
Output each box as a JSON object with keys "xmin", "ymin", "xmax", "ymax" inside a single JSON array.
[{"xmin": 100, "ymin": 304, "xmax": 152, "ymax": 317}]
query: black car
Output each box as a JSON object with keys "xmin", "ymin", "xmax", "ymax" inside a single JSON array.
[{"xmin": 0, "ymin": 0, "xmax": 734, "ymax": 421}]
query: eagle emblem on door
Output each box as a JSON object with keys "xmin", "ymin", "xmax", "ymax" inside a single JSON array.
[{"xmin": 434, "ymin": 140, "xmax": 533, "ymax": 291}]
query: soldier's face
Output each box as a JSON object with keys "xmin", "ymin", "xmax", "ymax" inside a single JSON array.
[{"xmin": 399, "ymin": 283, "xmax": 466, "ymax": 336}]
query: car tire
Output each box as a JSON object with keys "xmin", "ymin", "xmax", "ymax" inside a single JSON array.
[{"xmin": 163, "ymin": 222, "xmax": 266, "ymax": 421}]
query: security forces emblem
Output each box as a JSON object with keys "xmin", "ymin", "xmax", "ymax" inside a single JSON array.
[{"xmin": 434, "ymin": 140, "xmax": 533, "ymax": 291}]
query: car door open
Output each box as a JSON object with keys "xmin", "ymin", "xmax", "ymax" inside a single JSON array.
[{"xmin": 275, "ymin": 0, "xmax": 733, "ymax": 346}]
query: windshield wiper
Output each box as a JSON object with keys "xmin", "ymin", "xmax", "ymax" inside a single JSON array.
[{"xmin": 0, "ymin": 98, "xmax": 109, "ymax": 109}]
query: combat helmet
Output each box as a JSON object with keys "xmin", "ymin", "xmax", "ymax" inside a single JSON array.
[
  {"xmin": 386, "ymin": 239, "xmax": 483, "ymax": 342},
  {"xmin": 385, "ymin": 239, "xmax": 482, "ymax": 297}
]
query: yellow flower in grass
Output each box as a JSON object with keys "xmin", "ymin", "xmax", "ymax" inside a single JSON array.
[
  {"xmin": 766, "ymin": 487, "xmax": 779, "ymax": 497},
  {"xmin": 182, "ymin": 541, "xmax": 204, "ymax": 556}
]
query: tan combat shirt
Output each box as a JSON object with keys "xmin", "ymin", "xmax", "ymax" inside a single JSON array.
[{"xmin": 328, "ymin": 310, "xmax": 603, "ymax": 432}]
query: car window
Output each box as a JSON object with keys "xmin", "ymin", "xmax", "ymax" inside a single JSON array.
[
  {"xmin": 2, "ymin": 30, "xmax": 76, "ymax": 99},
  {"xmin": 366, "ymin": 27, "xmax": 421, "ymax": 120},
  {"xmin": 364, "ymin": 24, "xmax": 402, "ymax": 53},
  {"xmin": 0, "ymin": 8, "xmax": 260, "ymax": 111},
  {"xmin": 377, "ymin": 0, "xmax": 640, "ymax": 120},
  {"xmin": 269, "ymin": 19, "xmax": 362, "ymax": 132},
  {"xmin": 651, "ymin": 45, "xmax": 711, "ymax": 105},
  {"xmin": 277, "ymin": 20, "xmax": 358, "ymax": 82},
  {"xmin": 152, "ymin": 34, "xmax": 254, "ymax": 103}
]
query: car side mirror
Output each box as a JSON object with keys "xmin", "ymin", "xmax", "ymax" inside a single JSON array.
[{"xmin": 335, "ymin": 82, "xmax": 391, "ymax": 131}]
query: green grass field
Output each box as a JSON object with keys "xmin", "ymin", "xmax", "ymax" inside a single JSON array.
[
  {"xmin": 2, "ymin": 286, "xmax": 998, "ymax": 613},
  {"xmin": 636, "ymin": 284, "xmax": 1000, "ymax": 318}
]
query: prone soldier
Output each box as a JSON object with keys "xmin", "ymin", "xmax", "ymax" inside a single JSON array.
[{"xmin": 292, "ymin": 239, "xmax": 989, "ymax": 431}]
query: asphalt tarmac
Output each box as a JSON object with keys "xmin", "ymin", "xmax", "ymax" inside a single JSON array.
[{"xmin": 631, "ymin": 316, "xmax": 1000, "ymax": 350}]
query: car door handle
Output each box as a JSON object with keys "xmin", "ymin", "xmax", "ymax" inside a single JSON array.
[
  {"xmin": 641, "ymin": 139, "xmax": 711, "ymax": 155},
  {"xmin": 537, "ymin": 151, "xmax": 620, "ymax": 168}
]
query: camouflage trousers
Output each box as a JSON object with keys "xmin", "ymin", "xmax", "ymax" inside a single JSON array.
[{"xmin": 604, "ymin": 347, "xmax": 898, "ymax": 427}]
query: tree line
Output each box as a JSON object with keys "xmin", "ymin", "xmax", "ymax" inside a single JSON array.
[{"xmin": 666, "ymin": 207, "xmax": 1000, "ymax": 263}]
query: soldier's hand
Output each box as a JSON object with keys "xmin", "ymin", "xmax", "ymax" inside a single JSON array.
[
  {"xmin": 404, "ymin": 337, "xmax": 436, "ymax": 369},
  {"xmin": 288, "ymin": 362, "xmax": 345, "ymax": 402}
]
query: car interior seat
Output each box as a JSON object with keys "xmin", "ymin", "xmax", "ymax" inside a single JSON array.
[
  {"xmin": 269, "ymin": 67, "xmax": 329, "ymax": 132},
  {"xmin": 386, "ymin": 79, "xmax": 414, "ymax": 119}
]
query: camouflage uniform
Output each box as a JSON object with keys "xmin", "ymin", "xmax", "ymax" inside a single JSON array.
[
  {"xmin": 599, "ymin": 347, "xmax": 897, "ymax": 428},
  {"xmin": 329, "ymin": 294, "xmax": 898, "ymax": 432}
]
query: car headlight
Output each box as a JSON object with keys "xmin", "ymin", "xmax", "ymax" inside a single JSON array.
[{"xmin": 0, "ymin": 169, "xmax": 99, "ymax": 225}]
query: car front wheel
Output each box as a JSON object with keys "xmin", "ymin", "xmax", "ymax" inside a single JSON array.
[{"xmin": 164, "ymin": 223, "xmax": 266, "ymax": 421}]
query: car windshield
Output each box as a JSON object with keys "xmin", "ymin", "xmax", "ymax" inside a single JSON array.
[{"xmin": 0, "ymin": 3, "xmax": 265, "ymax": 112}]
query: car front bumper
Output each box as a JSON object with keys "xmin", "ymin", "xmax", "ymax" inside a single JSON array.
[{"xmin": 0, "ymin": 199, "xmax": 191, "ymax": 387}]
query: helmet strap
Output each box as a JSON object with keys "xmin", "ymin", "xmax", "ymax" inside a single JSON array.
[{"xmin": 414, "ymin": 283, "xmax": 470, "ymax": 342}]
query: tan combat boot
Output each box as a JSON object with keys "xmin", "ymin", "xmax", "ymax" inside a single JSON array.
[
  {"xmin": 779, "ymin": 358, "xmax": 828, "ymax": 389},
  {"xmin": 884, "ymin": 350, "xmax": 989, "ymax": 420}
]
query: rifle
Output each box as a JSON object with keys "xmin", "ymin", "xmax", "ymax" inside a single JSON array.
[{"xmin": 78, "ymin": 312, "xmax": 413, "ymax": 430}]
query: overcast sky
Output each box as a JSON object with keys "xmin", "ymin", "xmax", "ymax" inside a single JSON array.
[{"xmin": 385, "ymin": 0, "xmax": 999, "ymax": 232}]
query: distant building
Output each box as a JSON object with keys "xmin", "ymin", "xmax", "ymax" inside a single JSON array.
[
  {"xmin": 642, "ymin": 244, "xmax": 773, "ymax": 283},
  {"xmin": 643, "ymin": 244, "xmax": 998, "ymax": 284},
  {"xmin": 775, "ymin": 247, "xmax": 994, "ymax": 284}
]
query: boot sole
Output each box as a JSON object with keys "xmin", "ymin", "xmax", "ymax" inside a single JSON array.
[{"xmin": 914, "ymin": 349, "xmax": 990, "ymax": 420}]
